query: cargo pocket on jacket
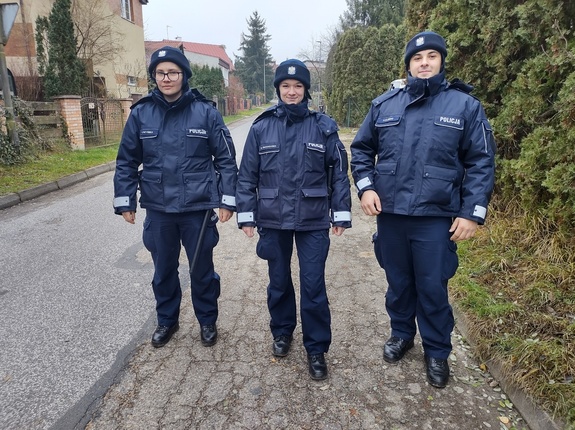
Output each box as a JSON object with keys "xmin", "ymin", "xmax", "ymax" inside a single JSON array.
[
  {"xmin": 183, "ymin": 171, "xmax": 213, "ymax": 204},
  {"xmin": 373, "ymin": 162, "xmax": 397, "ymax": 205},
  {"xmin": 138, "ymin": 170, "xmax": 163, "ymax": 207},
  {"xmin": 258, "ymin": 143, "xmax": 280, "ymax": 172},
  {"xmin": 185, "ymin": 129, "xmax": 209, "ymax": 157},
  {"xmin": 300, "ymin": 187, "xmax": 329, "ymax": 224},
  {"xmin": 419, "ymin": 165, "xmax": 457, "ymax": 209},
  {"xmin": 257, "ymin": 187, "xmax": 279, "ymax": 223},
  {"xmin": 304, "ymin": 142, "xmax": 326, "ymax": 173}
]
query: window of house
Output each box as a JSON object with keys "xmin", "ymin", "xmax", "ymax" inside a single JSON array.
[
  {"xmin": 127, "ymin": 76, "xmax": 137, "ymax": 86},
  {"xmin": 121, "ymin": 0, "xmax": 132, "ymax": 21}
]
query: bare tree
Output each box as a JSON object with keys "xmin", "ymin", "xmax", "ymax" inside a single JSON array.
[{"xmin": 71, "ymin": 0, "xmax": 125, "ymax": 66}]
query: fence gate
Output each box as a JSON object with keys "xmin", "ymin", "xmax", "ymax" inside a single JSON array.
[{"xmin": 80, "ymin": 97, "xmax": 124, "ymax": 147}]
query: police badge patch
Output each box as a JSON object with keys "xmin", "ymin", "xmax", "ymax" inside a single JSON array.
[
  {"xmin": 415, "ymin": 36, "xmax": 424, "ymax": 47},
  {"xmin": 288, "ymin": 66, "xmax": 296, "ymax": 75}
]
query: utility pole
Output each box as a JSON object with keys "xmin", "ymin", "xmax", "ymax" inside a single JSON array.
[{"xmin": 263, "ymin": 57, "xmax": 266, "ymax": 104}]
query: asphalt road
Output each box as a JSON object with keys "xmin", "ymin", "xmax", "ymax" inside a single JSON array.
[{"xmin": 0, "ymin": 115, "xmax": 255, "ymax": 430}]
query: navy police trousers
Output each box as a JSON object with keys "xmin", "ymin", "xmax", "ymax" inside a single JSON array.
[
  {"xmin": 256, "ymin": 228, "xmax": 331, "ymax": 355},
  {"xmin": 374, "ymin": 214, "xmax": 458, "ymax": 360},
  {"xmin": 142, "ymin": 209, "xmax": 221, "ymax": 327}
]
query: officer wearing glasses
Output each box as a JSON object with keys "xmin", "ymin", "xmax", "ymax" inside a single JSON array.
[{"xmin": 114, "ymin": 46, "xmax": 238, "ymax": 349}]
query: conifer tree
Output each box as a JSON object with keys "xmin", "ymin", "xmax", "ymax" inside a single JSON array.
[
  {"xmin": 191, "ymin": 64, "xmax": 225, "ymax": 99},
  {"xmin": 35, "ymin": 0, "xmax": 88, "ymax": 98},
  {"xmin": 234, "ymin": 11, "xmax": 274, "ymax": 102}
]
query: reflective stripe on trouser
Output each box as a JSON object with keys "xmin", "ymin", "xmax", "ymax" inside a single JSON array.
[
  {"xmin": 376, "ymin": 214, "xmax": 457, "ymax": 359},
  {"xmin": 143, "ymin": 209, "xmax": 221, "ymax": 326},
  {"xmin": 257, "ymin": 228, "xmax": 332, "ymax": 355}
]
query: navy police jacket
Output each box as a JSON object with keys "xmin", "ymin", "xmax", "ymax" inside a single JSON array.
[
  {"xmin": 113, "ymin": 87, "xmax": 237, "ymax": 215},
  {"xmin": 236, "ymin": 101, "xmax": 352, "ymax": 231},
  {"xmin": 350, "ymin": 71, "xmax": 496, "ymax": 224}
]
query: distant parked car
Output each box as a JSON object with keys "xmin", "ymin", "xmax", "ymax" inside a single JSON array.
[
  {"xmin": 0, "ymin": 68, "xmax": 17, "ymax": 97},
  {"xmin": 388, "ymin": 78, "xmax": 406, "ymax": 91}
]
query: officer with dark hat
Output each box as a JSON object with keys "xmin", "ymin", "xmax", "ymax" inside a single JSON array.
[
  {"xmin": 236, "ymin": 59, "xmax": 352, "ymax": 380},
  {"xmin": 114, "ymin": 45, "xmax": 238, "ymax": 349},
  {"xmin": 351, "ymin": 31, "xmax": 496, "ymax": 388}
]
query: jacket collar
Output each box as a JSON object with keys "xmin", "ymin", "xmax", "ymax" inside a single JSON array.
[{"xmin": 406, "ymin": 70, "xmax": 447, "ymax": 99}]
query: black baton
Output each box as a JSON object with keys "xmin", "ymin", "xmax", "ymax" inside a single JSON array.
[{"xmin": 190, "ymin": 209, "xmax": 212, "ymax": 275}]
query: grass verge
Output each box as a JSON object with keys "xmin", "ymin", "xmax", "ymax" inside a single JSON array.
[{"xmin": 451, "ymin": 203, "xmax": 575, "ymax": 427}]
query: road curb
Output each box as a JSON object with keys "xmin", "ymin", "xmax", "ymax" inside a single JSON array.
[
  {"xmin": 0, "ymin": 162, "xmax": 116, "ymax": 210},
  {"xmin": 453, "ymin": 306, "xmax": 566, "ymax": 430}
]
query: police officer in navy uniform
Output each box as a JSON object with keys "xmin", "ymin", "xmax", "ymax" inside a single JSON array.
[
  {"xmin": 236, "ymin": 59, "xmax": 352, "ymax": 380},
  {"xmin": 351, "ymin": 32, "xmax": 496, "ymax": 388},
  {"xmin": 113, "ymin": 46, "xmax": 238, "ymax": 349}
]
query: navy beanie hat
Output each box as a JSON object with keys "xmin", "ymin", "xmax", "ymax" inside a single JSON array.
[
  {"xmin": 404, "ymin": 31, "xmax": 447, "ymax": 68},
  {"xmin": 148, "ymin": 46, "xmax": 192, "ymax": 81},
  {"xmin": 273, "ymin": 59, "xmax": 311, "ymax": 90}
]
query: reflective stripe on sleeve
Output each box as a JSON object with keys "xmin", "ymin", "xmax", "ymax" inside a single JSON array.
[
  {"xmin": 333, "ymin": 211, "xmax": 352, "ymax": 222},
  {"xmin": 357, "ymin": 177, "xmax": 372, "ymax": 190},
  {"xmin": 113, "ymin": 196, "xmax": 130, "ymax": 207},
  {"xmin": 222, "ymin": 194, "xmax": 236, "ymax": 207},
  {"xmin": 473, "ymin": 205, "xmax": 487, "ymax": 220},
  {"xmin": 237, "ymin": 212, "xmax": 254, "ymax": 223}
]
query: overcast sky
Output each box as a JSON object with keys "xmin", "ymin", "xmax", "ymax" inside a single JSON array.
[{"xmin": 142, "ymin": 0, "xmax": 349, "ymax": 63}]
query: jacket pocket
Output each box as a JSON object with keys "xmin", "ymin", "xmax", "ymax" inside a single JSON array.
[
  {"xmin": 258, "ymin": 143, "xmax": 280, "ymax": 172},
  {"xmin": 138, "ymin": 170, "xmax": 163, "ymax": 207},
  {"xmin": 419, "ymin": 164, "xmax": 457, "ymax": 208},
  {"xmin": 305, "ymin": 141, "xmax": 326, "ymax": 173},
  {"xmin": 373, "ymin": 161, "xmax": 397, "ymax": 207},
  {"xmin": 375, "ymin": 114, "xmax": 401, "ymax": 159},
  {"xmin": 140, "ymin": 129, "xmax": 160, "ymax": 161},
  {"xmin": 257, "ymin": 187, "xmax": 279, "ymax": 223},
  {"xmin": 183, "ymin": 171, "xmax": 213, "ymax": 204},
  {"xmin": 300, "ymin": 187, "xmax": 329, "ymax": 224},
  {"xmin": 430, "ymin": 116, "xmax": 464, "ymax": 153},
  {"xmin": 185, "ymin": 128, "xmax": 209, "ymax": 157}
]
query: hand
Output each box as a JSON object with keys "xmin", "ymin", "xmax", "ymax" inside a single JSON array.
[
  {"xmin": 449, "ymin": 217, "xmax": 478, "ymax": 242},
  {"xmin": 242, "ymin": 226, "xmax": 254, "ymax": 237},
  {"xmin": 122, "ymin": 211, "xmax": 136, "ymax": 224},
  {"xmin": 360, "ymin": 190, "xmax": 381, "ymax": 216},
  {"xmin": 219, "ymin": 208, "xmax": 233, "ymax": 223},
  {"xmin": 332, "ymin": 226, "xmax": 346, "ymax": 236}
]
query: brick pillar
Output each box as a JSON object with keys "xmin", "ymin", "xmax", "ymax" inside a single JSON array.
[
  {"xmin": 119, "ymin": 98, "xmax": 133, "ymax": 126},
  {"xmin": 54, "ymin": 96, "xmax": 84, "ymax": 150}
]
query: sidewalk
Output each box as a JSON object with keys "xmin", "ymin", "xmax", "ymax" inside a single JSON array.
[{"xmin": 81, "ymin": 201, "xmax": 533, "ymax": 430}]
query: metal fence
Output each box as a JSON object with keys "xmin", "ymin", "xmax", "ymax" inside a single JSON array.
[{"xmin": 80, "ymin": 97, "xmax": 124, "ymax": 147}]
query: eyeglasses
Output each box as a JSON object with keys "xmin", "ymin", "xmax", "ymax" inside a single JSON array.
[{"xmin": 154, "ymin": 71, "xmax": 183, "ymax": 81}]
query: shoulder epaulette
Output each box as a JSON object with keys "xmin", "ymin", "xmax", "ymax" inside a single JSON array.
[
  {"xmin": 373, "ymin": 89, "xmax": 400, "ymax": 107},
  {"xmin": 130, "ymin": 93, "xmax": 153, "ymax": 109},
  {"xmin": 312, "ymin": 111, "xmax": 339, "ymax": 136},
  {"xmin": 253, "ymin": 105, "xmax": 278, "ymax": 124},
  {"xmin": 447, "ymin": 78, "xmax": 474, "ymax": 94},
  {"xmin": 191, "ymin": 88, "xmax": 216, "ymax": 107}
]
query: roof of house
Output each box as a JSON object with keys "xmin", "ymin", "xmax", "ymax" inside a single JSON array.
[{"xmin": 145, "ymin": 40, "xmax": 234, "ymax": 71}]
